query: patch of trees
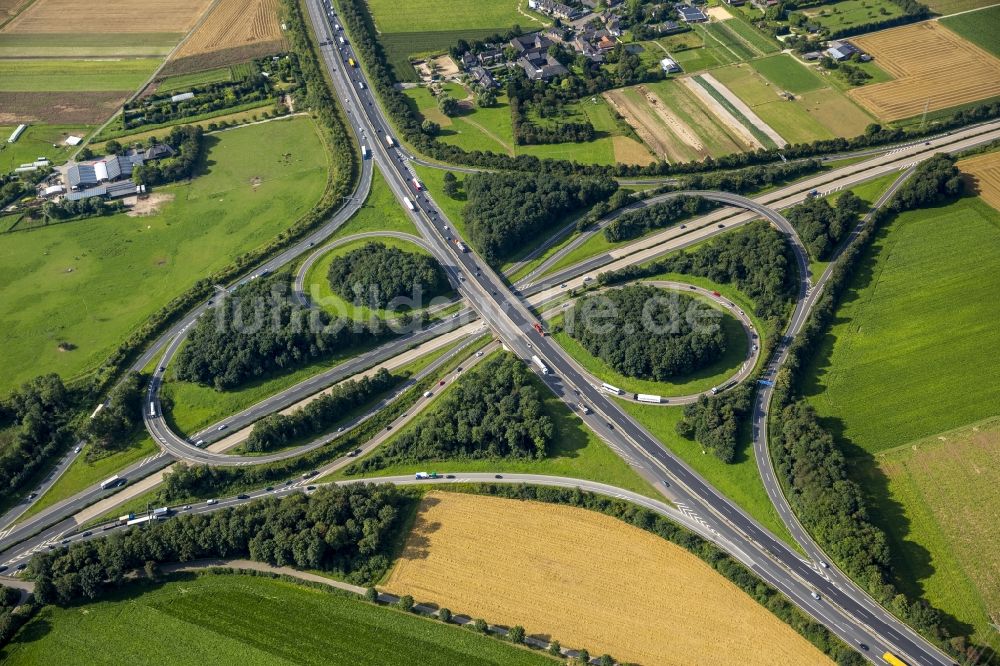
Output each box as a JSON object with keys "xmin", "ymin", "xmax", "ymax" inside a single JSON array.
[
  {"xmin": 464, "ymin": 483, "xmax": 867, "ymax": 666},
  {"xmin": 132, "ymin": 125, "xmax": 205, "ymax": 186},
  {"xmin": 826, "ymin": 0, "xmax": 930, "ymax": 39},
  {"xmin": 174, "ymin": 276, "xmax": 388, "ymax": 390},
  {"xmin": 43, "ymin": 196, "xmax": 125, "ymax": 222},
  {"xmin": 0, "ymin": 177, "xmax": 28, "ymax": 210},
  {"xmin": 28, "ymin": 483, "xmax": 405, "ymax": 605},
  {"xmin": 463, "ymin": 171, "xmax": 617, "ymax": 262},
  {"xmin": 0, "ymin": 374, "xmax": 75, "ymax": 507},
  {"xmin": 81, "ymin": 372, "xmax": 143, "ymax": 453},
  {"xmin": 577, "ymin": 188, "xmax": 637, "ymax": 231},
  {"xmin": 334, "ymin": 0, "xmax": 999, "ymax": 180},
  {"xmin": 0, "ymin": 584, "xmax": 36, "ymax": 649},
  {"xmin": 245, "ymin": 369, "xmax": 397, "ymax": 452},
  {"xmin": 348, "ymin": 354, "xmax": 554, "ymax": 474},
  {"xmin": 123, "ymin": 56, "xmax": 298, "ymax": 130},
  {"xmin": 603, "ymin": 195, "xmax": 718, "ymax": 242},
  {"xmin": 683, "ymin": 158, "xmax": 823, "ymax": 194},
  {"xmin": 567, "ymin": 286, "xmax": 727, "ymax": 381},
  {"xmin": 891, "ymin": 153, "xmax": 964, "ymax": 211},
  {"xmin": 510, "ymin": 96, "xmax": 596, "ymax": 145},
  {"xmin": 326, "ymin": 242, "xmax": 448, "ymax": 310},
  {"xmin": 600, "ymin": 221, "xmax": 796, "ymax": 320},
  {"xmin": 675, "ymin": 384, "xmax": 753, "ymax": 463},
  {"xmin": 785, "ymin": 191, "xmax": 864, "ymax": 260}
]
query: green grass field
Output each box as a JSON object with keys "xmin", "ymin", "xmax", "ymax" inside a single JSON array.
[
  {"xmin": 0, "ymin": 33, "xmax": 180, "ymax": 58},
  {"xmin": 926, "ymin": 0, "xmax": 998, "ymax": 14},
  {"xmin": 941, "ymin": 5, "xmax": 1000, "ymax": 59},
  {"xmin": 330, "ymin": 167, "xmax": 419, "ymax": 239},
  {"xmin": 0, "ymin": 117, "xmax": 330, "ymax": 394},
  {"xmin": 367, "ymin": 0, "xmax": 533, "ymax": 33},
  {"xmin": 20, "ymin": 434, "xmax": 158, "ymax": 521},
  {"xmin": 328, "ymin": 360, "xmax": 663, "ymax": 499},
  {"xmin": 0, "ymin": 123, "xmax": 91, "ymax": 171},
  {"xmin": 751, "ymin": 54, "xmax": 825, "ymax": 94},
  {"xmin": 1, "ymin": 574, "xmax": 558, "ymax": 665},
  {"xmin": 621, "ymin": 402, "xmax": 798, "ymax": 548},
  {"xmin": 858, "ymin": 418, "xmax": 1000, "ymax": 653},
  {"xmin": 155, "ymin": 67, "xmax": 233, "ymax": 93},
  {"xmin": 802, "ymin": 0, "xmax": 904, "ymax": 31},
  {"xmin": 380, "ymin": 29, "xmax": 507, "ymax": 82},
  {"xmin": 550, "ymin": 302, "xmax": 749, "ymax": 398},
  {"xmin": 720, "ymin": 14, "xmax": 781, "ymax": 54},
  {"xmin": 699, "ymin": 22, "xmax": 755, "ymax": 61},
  {"xmin": 0, "ymin": 59, "xmax": 160, "ymax": 92},
  {"xmin": 804, "ymin": 195, "xmax": 1000, "ymax": 454}
]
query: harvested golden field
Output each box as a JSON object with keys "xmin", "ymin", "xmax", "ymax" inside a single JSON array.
[
  {"xmin": 385, "ymin": 492, "xmax": 832, "ymax": 666},
  {"xmin": 959, "ymin": 151, "xmax": 1000, "ymax": 212},
  {"xmin": 172, "ymin": 0, "xmax": 286, "ymax": 62},
  {"xmin": 2, "ymin": 0, "xmax": 212, "ymax": 33},
  {"xmin": 612, "ymin": 135, "xmax": 655, "ymax": 166},
  {"xmin": 849, "ymin": 22, "xmax": 1000, "ymax": 121}
]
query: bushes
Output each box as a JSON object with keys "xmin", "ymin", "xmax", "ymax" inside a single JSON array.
[
  {"xmin": 603, "ymin": 196, "xmax": 718, "ymax": 243},
  {"xmin": 81, "ymin": 372, "xmax": 143, "ymax": 453},
  {"xmin": 785, "ymin": 192, "xmax": 864, "ymax": 260},
  {"xmin": 0, "ymin": 374, "xmax": 76, "ymax": 507},
  {"xmin": 600, "ymin": 221, "xmax": 796, "ymax": 321},
  {"xmin": 347, "ymin": 354, "xmax": 553, "ymax": 474},
  {"xmin": 28, "ymin": 483, "xmax": 406, "ymax": 605},
  {"xmin": 326, "ymin": 242, "xmax": 449, "ymax": 310},
  {"xmin": 675, "ymin": 383, "xmax": 754, "ymax": 463},
  {"xmin": 245, "ymin": 369, "xmax": 398, "ymax": 452},
  {"xmin": 174, "ymin": 276, "xmax": 388, "ymax": 390},
  {"xmin": 463, "ymin": 171, "xmax": 617, "ymax": 263},
  {"xmin": 131, "ymin": 125, "xmax": 205, "ymax": 186},
  {"xmin": 566, "ymin": 285, "xmax": 727, "ymax": 382}
]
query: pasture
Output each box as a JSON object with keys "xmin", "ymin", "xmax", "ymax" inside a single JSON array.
[
  {"xmin": 1, "ymin": 574, "xmax": 555, "ymax": 666},
  {"xmin": 958, "ymin": 150, "xmax": 1000, "ymax": 211},
  {"xmin": 385, "ymin": 492, "xmax": 829, "ymax": 666},
  {"xmin": 927, "ymin": 0, "xmax": 999, "ymax": 14},
  {"xmin": 0, "ymin": 124, "xmax": 90, "ymax": 171},
  {"xmin": 803, "ymin": 194, "xmax": 1000, "ymax": 454},
  {"xmin": 366, "ymin": 0, "xmax": 533, "ymax": 34},
  {"xmin": 0, "ymin": 59, "xmax": 159, "ymax": 92},
  {"xmin": 751, "ymin": 54, "xmax": 824, "ymax": 94},
  {"xmin": 940, "ymin": 5, "xmax": 1000, "ymax": 58},
  {"xmin": 169, "ymin": 0, "xmax": 287, "ymax": 70},
  {"xmin": 801, "ymin": 0, "xmax": 904, "ymax": 32},
  {"xmin": 0, "ymin": 32, "xmax": 180, "ymax": 57},
  {"xmin": 0, "ymin": 117, "xmax": 330, "ymax": 394},
  {"xmin": 849, "ymin": 21, "xmax": 1000, "ymax": 121},
  {"xmin": 1, "ymin": 0, "xmax": 211, "ymax": 34},
  {"xmin": 861, "ymin": 418, "xmax": 1000, "ymax": 653}
]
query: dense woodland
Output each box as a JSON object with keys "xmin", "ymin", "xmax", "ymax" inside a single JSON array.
[
  {"xmin": 785, "ymin": 191, "xmax": 865, "ymax": 260},
  {"xmin": 348, "ymin": 354, "xmax": 553, "ymax": 474},
  {"xmin": 771, "ymin": 156, "xmax": 983, "ymax": 662},
  {"xmin": 0, "ymin": 375, "xmax": 75, "ymax": 507},
  {"xmin": 463, "ymin": 172, "xmax": 617, "ymax": 262},
  {"xmin": 27, "ymin": 483, "xmax": 405, "ymax": 604},
  {"xmin": 174, "ymin": 276, "xmax": 388, "ymax": 390},
  {"xmin": 566, "ymin": 286, "xmax": 727, "ymax": 381},
  {"xmin": 469, "ymin": 484, "xmax": 866, "ymax": 666},
  {"xmin": 245, "ymin": 369, "xmax": 397, "ymax": 452},
  {"xmin": 81, "ymin": 372, "xmax": 143, "ymax": 454},
  {"xmin": 600, "ymin": 221, "xmax": 796, "ymax": 320},
  {"xmin": 326, "ymin": 242, "xmax": 448, "ymax": 310},
  {"xmin": 675, "ymin": 384, "xmax": 754, "ymax": 463},
  {"xmin": 603, "ymin": 196, "xmax": 718, "ymax": 243},
  {"xmin": 131, "ymin": 125, "xmax": 205, "ymax": 186}
]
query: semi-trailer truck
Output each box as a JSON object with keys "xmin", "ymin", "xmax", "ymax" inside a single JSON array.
[
  {"xmin": 636, "ymin": 394, "xmax": 663, "ymax": 404},
  {"xmin": 403, "ymin": 197, "xmax": 416, "ymax": 211},
  {"xmin": 531, "ymin": 355, "xmax": 550, "ymax": 375},
  {"xmin": 149, "ymin": 401, "xmax": 156, "ymax": 417},
  {"xmin": 100, "ymin": 475, "xmax": 126, "ymax": 490},
  {"xmin": 360, "ymin": 145, "xmax": 369, "ymax": 159},
  {"xmin": 385, "ymin": 134, "xmax": 395, "ymax": 147},
  {"xmin": 411, "ymin": 177, "xmax": 422, "ymax": 190}
]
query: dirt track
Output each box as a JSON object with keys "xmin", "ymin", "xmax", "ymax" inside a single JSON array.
[{"xmin": 604, "ymin": 89, "xmax": 697, "ymax": 163}]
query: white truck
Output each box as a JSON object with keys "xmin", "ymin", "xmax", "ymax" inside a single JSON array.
[
  {"xmin": 100, "ymin": 475, "xmax": 126, "ymax": 490},
  {"xmin": 578, "ymin": 403, "xmax": 591, "ymax": 414},
  {"xmin": 385, "ymin": 134, "xmax": 395, "ymax": 147},
  {"xmin": 636, "ymin": 393, "xmax": 663, "ymax": 404},
  {"xmin": 403, "ymin": 196, "xmax": 416, "ymax": 211},
  {"xmin": 531, "ymin": 355, "xmax": 550, "ymax": 375},
  {"xmin": 360, "ymin": 145, "xmax": 369, "ymax": 159},
  {"xmin": 455, "ymin": 240, "xmax": 468, "ymax": 252},
  {"xmin": 149, "ymin": 401, "xmax": 156, "ymax": 417},
  {"xmin": 415, "ymin": 472, "xmax": 430, "ymax": 479},
  {"xmin": 411, "ymin": 177, "xmax": 422, "ymax": 191}
]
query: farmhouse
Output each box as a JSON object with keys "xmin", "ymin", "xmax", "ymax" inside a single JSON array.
[
  {"xmin": 825, "ymin": 40, "xmax": 862, "ymax": 61},
  {"xmin": 518, "ymin": 52, "xmax": 569, "ymax": 80},
  {"xmin": 469, "ymin": 66, "xmax": 499, "ymax": 89},
  {"xmin": 510, "ymin": 33, "xmax": 554, "ymax": 56},
  {"xmin": 528, "ymin": 0, "xmax": 581, "ymax": 20},
  {"xmin": 660, "ymin": 57, "xmax": 682, "ymax": 73},
  {"xmin": 654, "ymin": 20, "xmax": 684, "ymax": 35},
  {"xmin": 676, "ymin": 4, "xmax": 708, "ymax": 22},
  {"xmin": 64, "ymin": 144, "xmax": 174, "ymax": 201}
]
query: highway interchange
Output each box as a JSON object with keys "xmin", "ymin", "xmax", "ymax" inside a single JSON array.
[{"xmin": 2, "ymin": 4, "xmax": 999, "ymax": 661}]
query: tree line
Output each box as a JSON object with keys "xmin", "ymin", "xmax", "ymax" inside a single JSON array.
[
  {"xmin": 174, "ymin": 276, "xmax": 389, "ymax": 390},
  {"xmin": 770, "ymin": 157, "xmax": 984, "ymax": 662},
  {"xmin": 245, "ymin": 369, "xmax": 397, "ymax": 452},
  {"xmin": 327, "ymin": 242, "xmax": 448, "ymax": 310},
  {"xmin": 675, "ymin": 384, "xmax": 754, "ymax": 463},
  {"xmin": 566, "ymin": 286, "xmax": 727, "ymax": 382},
  {"xmin": 27, "ymin": 483, "xmax": 405, "ymax": 605},
  {"xmin": 347, "ymin": 354, "xmax": 554, "ymax": 474},
  {"xmin": 0, "ymin": 375, "xmax": 76, "ymax": 508},
  {"xmin": 600, "ymin": 221, "xmax": 796, "ymax": 321},
  {"xmin": 463, "ymin": 171, "xmax": 617, "ymax": 263},
  {"xmin": 463, "ymin": 483, "xmax": 867, "ymax": 666},
  {"xmin": 785, "ymin": 191, "xmax": 865, "ymax": 260},
  {"xmin": 81, "ymin": 372, "xmax": 144, "ymax": 455},
  {"xmin": 603, "ymin": 195, "xmax": 718, "ymax": 243},
  {"xmin": 132, "ymin": 124, "xmax": 205, "ymax": 186}
]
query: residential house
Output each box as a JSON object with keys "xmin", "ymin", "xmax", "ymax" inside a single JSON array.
[{"xmin": 518, "ymin": 51, "xmax": 569, "ymax": 80}]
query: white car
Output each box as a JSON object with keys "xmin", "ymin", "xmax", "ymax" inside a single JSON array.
[
  {"xmin": 811, "ymin": 591, "xmax": 821, "ymax": 600},
  {"xmin": 206, "ymin": 499, "xmax": 218, "ymax": 505}
]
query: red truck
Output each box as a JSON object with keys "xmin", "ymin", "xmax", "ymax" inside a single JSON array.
[{"xmin": 532, "ymin": 323, "xmax": 545, "ymax": 335}]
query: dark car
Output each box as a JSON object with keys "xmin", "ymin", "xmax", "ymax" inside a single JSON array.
[
  {"xmin": 717, "ymin": 223, "xmax": 724, "ymax": 228},
  {"xmin": 82, "ymin": 531, "xmax": 92, "ymax": 537},
  {"xmin": 237, "ymin": 494, "xmax": 250, "ymax": 500},
  {"xmin": 494, "ymin": 474, "xmax": 503, "ymax": 479},
  {"xmin": 285, "ymin": 479, "xmax": 294, "ymax": 486},
  {"xmin": 265, "ymin": 486, "xmax": 274, "ymax": 492},
  {"xmin": 61, "ymin": 539, "xmax": 70, "ymax": 545},
  {"xmin": 15, "ymin": 563, "xmax": 27, "ymax": 571},
  {"xmin": 0, "ymin": 566, "xmax": 7, "ymax": 573},
  {"xmin": 306, "ymin": 485, "xmax": 317, "ymax": 491}
]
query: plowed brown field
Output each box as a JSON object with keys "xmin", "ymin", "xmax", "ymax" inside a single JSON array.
[
  {"xmin": 172, "ymin": 0, "xmax": 286, "ymax": 62},
  {"xmin": 385, "ymin": 491, "xmax": 832, "ymax": 666},
  {"xmin": 1, "ymin": 0, "xmax": 211, "ymax": 33},
  {"xmin": 849, "ymin": 22, "xmax": 1000, "ymax": 121},
  {"xmin": 959, "ymin": 151, "xmax": 1000, "ymax": 212}
]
